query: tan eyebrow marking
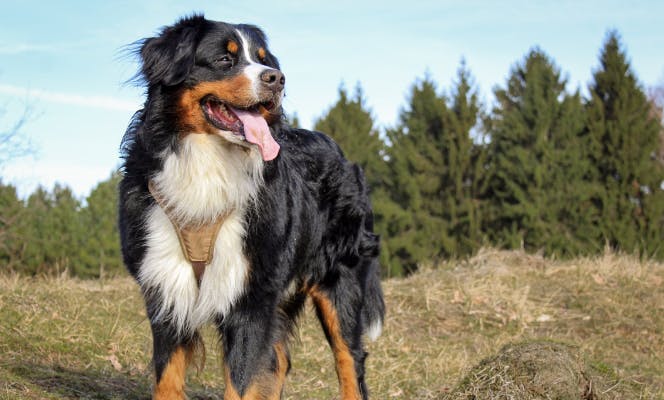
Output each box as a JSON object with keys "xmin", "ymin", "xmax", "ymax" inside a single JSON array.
[
  {"xmin": 258, "ymin": 47, "xmax": 266, "ymax": 60},
  {"xmin": 227, "ymin": 40, "xmax": 238, "ymax": 54}
]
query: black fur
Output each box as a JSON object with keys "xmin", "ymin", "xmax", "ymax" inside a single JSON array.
[{"xmin": 119, "ymin": 14, "xmax": 384, "ymax": 399}]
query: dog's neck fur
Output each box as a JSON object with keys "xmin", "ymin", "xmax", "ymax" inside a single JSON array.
[
  {"xmin": 149, "ymin": 133, "xmax": 264, "ymax": 280},
  {"xmin": 151, "ymin": 133, "xmax": 264, "ymax": 227}
]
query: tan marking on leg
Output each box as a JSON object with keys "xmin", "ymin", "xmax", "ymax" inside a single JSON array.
[
  {"xmin": 223, "ymin": 342, "xmax": 289, "ymax": 400},
  {"xmin": 268, "ymin": 342, "xmax": 289, "ymax": 400},
  {"xmin": 223, "ymin": 369, "xmax": 242, "ymax": 400},
  {"xmin": 153, "ymin": 346, "xmax": 193, "ymax": 400},
  {"xmin": 223, "ymin": 368, "xmax": 265, "ymax": 400},
  {"xmin": 309, "ymin": 287, "xmax": 361, "ymax": 400}
]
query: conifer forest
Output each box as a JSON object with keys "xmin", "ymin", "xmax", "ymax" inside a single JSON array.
[{"xmin": 1, "ymin": 32, "xmax": 662, "ymax": 278}]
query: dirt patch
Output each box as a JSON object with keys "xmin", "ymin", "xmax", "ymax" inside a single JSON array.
[{"xmin": 446, "ymin": 341, "xmax": 639, "ymax": 400}]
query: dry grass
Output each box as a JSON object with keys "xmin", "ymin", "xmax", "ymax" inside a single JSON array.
[
  {"xmin": 1, "ymin": 248, "xmax": 663, "ymax": 399},
  {"xmin": 447, "ymin": 340, "xmax": 636, "ymax": 399}
]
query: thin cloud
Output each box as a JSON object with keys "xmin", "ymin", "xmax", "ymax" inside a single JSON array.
[
  {"xmin": 0, "ymin": 43, "xmax": 61, "ymax": 54},
  {"xmin": 0, "ymin": 84, "xmax": 139, "ymax": 112},
  {"xmin": 0, "ymin": 39, "xmax": 96, "ymax": 55}
]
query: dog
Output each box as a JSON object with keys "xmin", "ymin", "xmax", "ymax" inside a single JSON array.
[{"xmin": 118, "ymin": 14, "xmax": 385, "ymax": 400}]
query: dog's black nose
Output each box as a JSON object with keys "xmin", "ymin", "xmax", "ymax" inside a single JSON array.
[{"xmin": 260, "ymin": 69, "xmax": 285, "ymax": 92}]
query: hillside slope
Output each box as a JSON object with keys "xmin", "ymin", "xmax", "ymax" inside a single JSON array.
[{"xmin": 1, "ymin": 249, "xmax": 662, "ymax": 399}]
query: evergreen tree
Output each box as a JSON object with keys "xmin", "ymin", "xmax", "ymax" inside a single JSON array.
[
  {"xmin": 286, "ymin": 112, "xmax": 300, "ymax": 129},
  {"xmin": 19, "ymin": 186, "xmax": 52, "ymax": 274},
  {"xmin": 646, "ymin": 83, "xmax": 664, "ymax": 166},
  {"xmin": 444, "ymin": 61, "xmax": 486, "ymax": 255},
  {"xmin": 19, "ymin": 184, "xmax": 85, "ymax": 275},
  {"xmin": 547, "ymin": 91, "xmax": 603, "ymax": 255},
  {"xmin": 79, "ymin": 172, "xmax": 123, "ymax": 278},
  {"xmin": 314, "ymin": 84, "xmax": 388, "ymax": 190},
  {"xmin": 586, "ymin": 31, "xmax": 664, "ymax": 257},
  {"xmin": 385, "ymin": 76, "xmax": 449, "ymax": 274},
  {"xmin": 0, "ymin": 181, "xmax": 24, "ymax": 270},
  {"xmin": 6, "ymin": 175, "xmax": 125, "ymax": 278},
  {"xmin": 484, "ymin": 48, "xmax": 594, "ymax": 255},
  {"xmin": 49, "ymin": 184, "xmax": 85, "ymax": 273}
]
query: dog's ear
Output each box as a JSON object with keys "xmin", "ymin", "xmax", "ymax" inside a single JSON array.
[{"xmin": 140, "ymin": 16, "xmax": 205, "ymax": 86}]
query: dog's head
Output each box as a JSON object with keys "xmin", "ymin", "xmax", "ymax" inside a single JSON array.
[{"xmin": 138, "ymin": 15, "xmax": 284, "ymax": 161}]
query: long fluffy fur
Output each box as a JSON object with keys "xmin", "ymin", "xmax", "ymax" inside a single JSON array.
[
  {"xmin": 138, "ymin": 134, "xmax": 261, "ymax": 335},
  {"xmin": 118, "ymin": 14, "xmax": 385, "ymax": 399}
]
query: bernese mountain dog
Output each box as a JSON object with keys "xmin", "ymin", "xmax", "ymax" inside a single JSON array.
[{"xmin": 118, "ymin": 14, "xmax": 384, "ymax": 400}]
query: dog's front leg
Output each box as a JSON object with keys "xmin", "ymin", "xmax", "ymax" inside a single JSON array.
[
  {"xmin": 149, "ymin": 319, "xmax": 199, "ymax": 400},
  {"xmin": 218, "ymin": 295, "xmax": 287, "ymax": 400}
]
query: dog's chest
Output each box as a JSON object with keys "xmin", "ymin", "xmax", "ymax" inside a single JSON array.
[
  {"xmin": 139, "ymin": 206, "xmax": 250, "ymax": 334},
  {"xmin": 137, "ymin": 135, "xmax": 263, "ymax": 335}
]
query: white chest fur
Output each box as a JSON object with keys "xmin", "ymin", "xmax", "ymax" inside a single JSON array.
[{"xmin": 137, "ymin": 134, "xmax": 263, "ymax": 336}]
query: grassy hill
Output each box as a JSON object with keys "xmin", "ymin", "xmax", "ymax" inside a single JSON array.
[{"xmin": 1, "ymin": 249, "xmax": 663, "ymax": 399}]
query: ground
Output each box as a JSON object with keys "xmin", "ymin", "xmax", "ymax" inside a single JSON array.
[{"xmin": 1, "ymin": 248, "xmax": 662, "ymax": 399}]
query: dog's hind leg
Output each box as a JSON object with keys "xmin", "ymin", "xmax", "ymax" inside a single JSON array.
[{"xmin": 310, "ymin": 280, "xmax": 368, "ymax": 400}]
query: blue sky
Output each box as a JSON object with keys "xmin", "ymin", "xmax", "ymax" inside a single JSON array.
[{"xmin": 1, "ymin": 0, "xmax": 663, "ymax": 198}]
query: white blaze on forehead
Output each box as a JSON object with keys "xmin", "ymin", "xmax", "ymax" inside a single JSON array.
[
  {"xmin": 237, "ymin": 29, "xmax": 264, "ymax": 100},
  {"xmin": 233, "ymin": 29, "xmax": 282, "ymax": 161},
  {"xmin": 237, "ymin": 28, "xmax": 259, "ymax": 63},
  {"xmin": 236, "ymin": 28, "xmax": 285, "ymax": 106}
]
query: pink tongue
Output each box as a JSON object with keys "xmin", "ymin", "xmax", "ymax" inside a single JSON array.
[{"xmin": 230, "ymin": 107, "xmax": 280, "ymax": 161}]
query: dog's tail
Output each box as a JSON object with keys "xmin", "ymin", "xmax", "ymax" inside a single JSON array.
[
  {"xmin": 362, "ymin": 257, "xmax": 385, "ymax": 341},
  {"xmin": 359, "ymin": 230, "xmax": 385, "ymax": 342}
]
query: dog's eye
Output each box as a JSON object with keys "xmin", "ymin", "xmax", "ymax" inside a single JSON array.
[{"xmin": 214, "ymin": 55, "xmax": 234, "ymax": 67}]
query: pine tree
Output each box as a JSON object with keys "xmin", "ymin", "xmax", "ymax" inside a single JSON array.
[
  {"xmin": 19, "ymin": 184, "xmax": 85, "ymax": 275},
  {"xmin": 646, "ymin": 83, "xmax": 664, "ymax": 166},
  {"xmin": 286, "ymin": 112, "xmax": 300, "ymax": 129},
  {"xmin": 0, "ymin": 181, "xmax": 24, "ymax": 269},
  {"xmin": 11, "ymin": 176, "xmax": 125, "ymax": 278},
  {"xmin": 444, "ymin": 61, "xmax": 485, "ymax": 255},
  {"xmin": 385, "ymin": 76, "xmax": 449, "ymax": 274},
  {"xmin": 79, "ymin": 172, "xmax": 123, "ymax": 278},
  {"xmin": 314, "ymin": 84, "xmax": 387, "ymax": 190},
  {"xmin": 547, "ymin": 91, "xmax": 603, "ymax": 255},
  {"xmin": 19, "ymin": 186, "xmax": 52, "ymax": 274},
  {"xmin": 484, "ymin": 48, "xmax": 593, "ymax": 255},
  {"xmin": 586, "ymin": 31, "xmax": 664, "ymax": 257},
  {"xmin": 49, "ymin": 184, "xmax": 85, "ymax": 273}
]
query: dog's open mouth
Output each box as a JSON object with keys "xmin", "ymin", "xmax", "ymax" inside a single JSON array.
[{"xmin": 201, "ymin": 96, "xmax": 280, "ymax": 161}]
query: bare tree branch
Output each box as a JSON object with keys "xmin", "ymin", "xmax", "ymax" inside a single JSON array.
[{"xmin": 0, "ymin": 105, "xmax": 36, "ymax": 168}]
